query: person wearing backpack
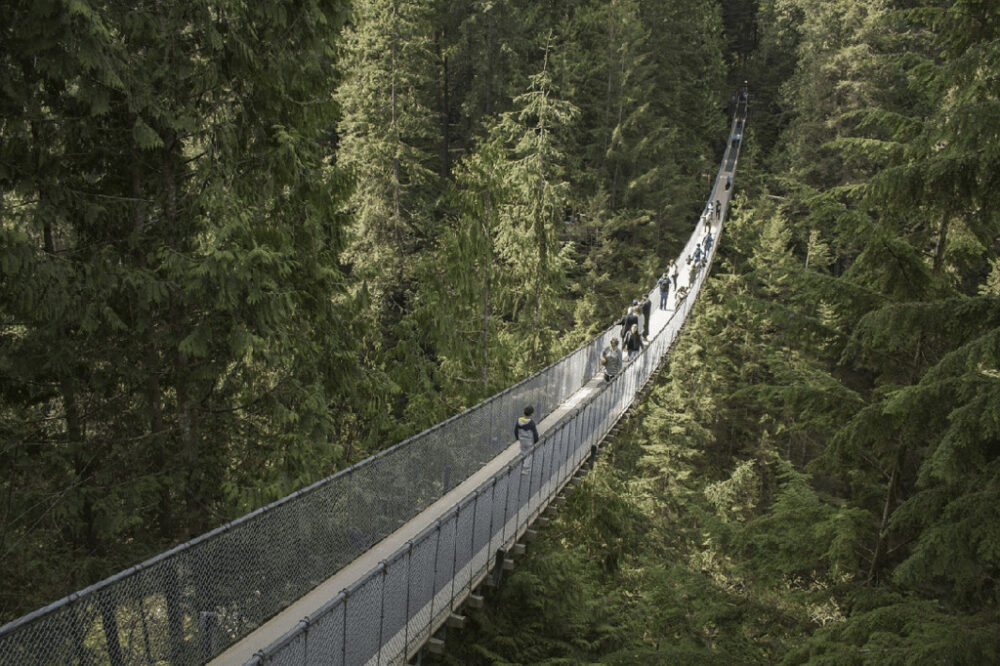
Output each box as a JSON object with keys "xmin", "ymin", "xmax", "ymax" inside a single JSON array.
[
  {"xmin": 623, "ymin": 324, "xmax": 643, "ymax": 361},
  {"xmin": 639, "ymin": 293, "xmax": 652, "ymax": 339},
  {"xmin": 514, "ymin": 405, "xmax": 539, "ymax": 473},
  {"xmin": 617, "ymin": 306, "xmax": 639, "ymax": 344},
  {"xmin": 657, "ymin": 272, "xmax": 671, "ymax": 309}
]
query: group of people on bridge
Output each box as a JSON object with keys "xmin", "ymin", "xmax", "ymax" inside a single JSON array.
[
  {"xmin": 512, "ymin": 98, "xmax": 738, "ymax": 477},
  {"xmin": 600, "ymin": 214, "xmax": 718, "ymax": 385}
]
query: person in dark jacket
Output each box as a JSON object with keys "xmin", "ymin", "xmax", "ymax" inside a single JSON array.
[
  {"xmin": 639, "ymin": 294, "xmax": 652, "ymax": 339},
  {"xmin": 623, "ymin": 324, "xmax": 643, "ymax": 360},
  {"xmin": 514, "ymin": 405, "xmax": 539, "ymax": 472},
  {"xmin": 618, "ymin": 306, "xmax": 639, "ymax": 344},
  {"xmin": 657, "ymin": 272, "xmax": 670, "ymax": 309}
]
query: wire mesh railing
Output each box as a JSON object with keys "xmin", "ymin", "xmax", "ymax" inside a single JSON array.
[
  {"xmin": 0, "ymin": 101, "xmax": 746, "ymax": 666},
  {"xmin": 243, "ymin": 99, "xmax": 747, "ymax": 666}
]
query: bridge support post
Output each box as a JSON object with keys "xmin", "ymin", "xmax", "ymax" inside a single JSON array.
[{"xmin": 427, "ymin": 637, "xmax": 446, "ymax": 654}]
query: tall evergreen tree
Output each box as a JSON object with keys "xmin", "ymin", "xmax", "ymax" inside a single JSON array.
[
  {"xmin": 335, "ymin": 0, "xmax": 442, "ymax": 328},
  {"xmin": 0, "ymin": 0, "xmax": 358, "ymax": 620},
  {"xmin": 495, "ymin": 40, "xmax": 579, "ymax": 366}
]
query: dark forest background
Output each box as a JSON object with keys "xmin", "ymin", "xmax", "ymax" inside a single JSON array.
[{"xmin": 2, "ymin": 0, "xmax": 998, "ymax": 662}]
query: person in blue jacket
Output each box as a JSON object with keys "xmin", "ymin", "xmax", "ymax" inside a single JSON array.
[{"xmin": 515, "ymin": 405, "xmax": 539, "ymax": 472}]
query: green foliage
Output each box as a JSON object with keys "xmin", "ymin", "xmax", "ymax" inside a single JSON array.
[
  {"xmin": 0, "ymin": 0, "xmax": 366, "ymax": 620},
  {"xmin": 6, "ymin": 0, "xmax": 1000, "ymax": 662},
  {"xmin": 784, "ymin": 595, "xmax": 1000, "ymax": 665},
  {"xmin": 438, "ymin": 1, "xmax": 1000, "ymax": 662}
]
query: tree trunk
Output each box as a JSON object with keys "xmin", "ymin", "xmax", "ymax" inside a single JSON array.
[
  {"xmin": 867, "ymin": 446, "xmax": 904, "ymax": 585},
  {"xmin": 438, "ymin": 30, "xmax": 451, "ymax": 179},
  {"xmin": 932, "ymin": 211, "xmax": 949, "ymax": 272},
  {"xmin": 390, "ymin": 2, "xmax": 405, "ymax": 269},
  {"xmin": 481, "ymin": 191, "xmax": 493, "ymax": 391}
]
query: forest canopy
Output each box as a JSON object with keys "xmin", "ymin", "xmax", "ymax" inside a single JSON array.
[
  {"xmin": 0, "ymin": 0, "xmax": 725, "ymax": 623},
  {"xmin": 431, "ymin": 0, "xmax": 1000, "ymax": 664},
  {"xmin": 3, "ymin": 0, "xmax": 998, "ymax": 663}
]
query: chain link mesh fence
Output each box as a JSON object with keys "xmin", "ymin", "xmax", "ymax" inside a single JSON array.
[{"xmin": 0, "ymin": 104, "xmax": 746, "ymax": 666}]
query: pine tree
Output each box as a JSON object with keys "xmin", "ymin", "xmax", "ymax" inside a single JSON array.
[
  {"xmin": 335, "ymin": 0, "xmax": 442, "ymax": 327},
  {"xmin": 495, "ymin": 39, "xmax": 579, "ymax": 366},
  {"xmin": 0, "ymin": 0, "xmax": 359, "ymax": 624}
]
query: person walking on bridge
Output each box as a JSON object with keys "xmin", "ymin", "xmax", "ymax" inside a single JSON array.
[
  {"xmin": 618, "ymin": 305, "xmax": 639, "ymax": 345},
  {"xmin": 623, "ymin": 324, "xmax": 643, "ymax": 361},
  {"xmin": 669, "ymin": 260, "xmax": 679, "ymax": 290},
  {"xmin": 704, "ymin": 231, "xmax": 714, "ymax": 255},
  {"xmin": 715, "ymin": 199, "xmax": 721, "ymax": 221},
  {"xmin": 689, "ymin": 246, "xmax": 703, "ymax": 285},
  {"xmin": 693, "ymin": 243, "xmax": 704, "ymax": 265},
  {"xmin": 639, "ymin": 293, "xmax": 652, "ymax": 340},
  {"xmin": 657, "ymin": 272, "xmax": 670, "ymax": 309},
  {"xmin": 601, "ymin": 338, "xmax": 622, "ymax": 382},
  {"xmin": 515, "ymin": 405, "xmax": 539, "ymax": 472}
]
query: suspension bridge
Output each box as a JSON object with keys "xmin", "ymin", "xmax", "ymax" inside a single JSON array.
[{"xmin": 0, "ymin": 99, "xmax": 748, "ymax": 666}]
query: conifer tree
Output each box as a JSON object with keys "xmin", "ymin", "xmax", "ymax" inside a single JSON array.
[
  {"xmin": 495, "ymin": 40, "xmax": 579, "ymax": 365},
  {"xmin": 414, "ymin": 131, "xmax": 517, "ymax": 396},
  {"xmin": 335, "ymin": 0, "xmax": 442, "ymax": 327},
  {"xmin": 0, "ymin": 0, "xmax": 359, "ymax": 622}
]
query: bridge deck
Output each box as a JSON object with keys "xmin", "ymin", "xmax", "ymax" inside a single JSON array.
[
  {"xmin": 211, "ymin": 230, "xmax": 726, "ymax": 665},
  {"xmin": 212, "ymin": 116, "xmax": 738, "ymax": 666}
]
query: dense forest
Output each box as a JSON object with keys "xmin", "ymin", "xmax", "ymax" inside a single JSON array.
[
  {"xmin": 1, "ymin": 0, "xmax": 998, "ymax": 663},
  {"xmin": 430, "ymin": 0, "xmax": 1000, "ymax": 664},
  {"xmin": 0, "ymin": 0, "xmax": 726, "ymax": 625}
]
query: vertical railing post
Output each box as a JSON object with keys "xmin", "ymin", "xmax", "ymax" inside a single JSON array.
[
  {"xmin": 486, "ymin": 477, "xmax": 497, "ymax": 557},
  {"xmin": 527, "ymin": 437, "xmax": 538, "ymax": 521},
  {"xmin": 469, "ymin": 490, "xmax": 479, "ymax": 586},
  {"xmin": 377, "ymin": 563, "xmax": 386, "ymax": 666},
  {"xmin": 573, "ymin": 408, "xmax": 583, "ymax": 467},
  {"xmin": 342, "ymin": 588, "xmax": 348, "ymax": 665},
  {"xmin": 547, "ymin": 424, "xmax": 556, "ymax": 499},
  {"xmin": 450, "ymin": 504, "xmax": 460, "ymax": 607},
  {"xmin": 404, "ymin": 541, "xmax": 412, "ymax": 659},
  {"xmin": 302, "ymin": 617, "xmax": 309, "ymax": 666},
  {"xmin": 429, "ymin": 522, "xmax": 442, "ymax": 630}
]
